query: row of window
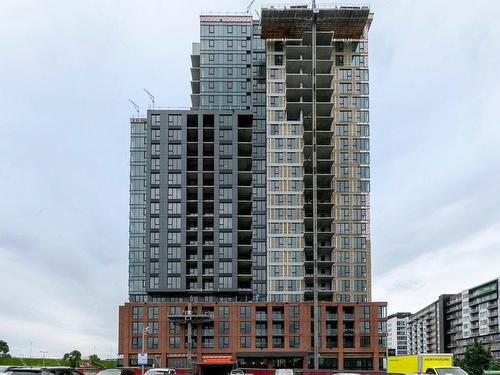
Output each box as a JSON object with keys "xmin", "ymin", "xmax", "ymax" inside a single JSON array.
[
  {"xmin": 201, "ymin": 39, "xmax": 250, "ymax": 50},
  {"xmin": 204, "ymin": 24, "xmax": 249, "ymax": 35}
]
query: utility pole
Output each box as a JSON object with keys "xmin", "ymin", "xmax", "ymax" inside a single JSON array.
[
  {"xmin": 311, "ymin": 0, "xmax": 320, "ymax": 370},
  {"xmin": 141, "ymin": 326, "xmax": 150, "ymax": 375}
]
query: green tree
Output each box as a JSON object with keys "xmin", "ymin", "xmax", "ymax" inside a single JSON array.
[
  {"xmin": 489, "ymin": 361, "xmax": 500, "ymax": 371},
  {"xmin": 63, "ymin": 350, "xmax": 82, "ymax": 368},
  {"xmin": 0, "ymin": 340, "xmax": 10, "ymax": 358},
  {"xmin": 459, "ymin": 339, "xmax": 493, "ymax": 375},
  {"xmin": 89, "ymin": 354, "xmax": 100, "ymax": 363}
]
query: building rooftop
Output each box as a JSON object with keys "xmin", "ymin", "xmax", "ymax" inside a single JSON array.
[{"xmin": 261, "ymin": 4, "xmax": 372, "ymax": 39}]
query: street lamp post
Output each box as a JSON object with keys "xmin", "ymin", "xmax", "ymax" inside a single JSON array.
[
  {"xmin": 40, "ymin": 351, "xmax": 48, "ymax": 366},
  {"xmin": 141, "ymin": 326, "xmax": 150, "ymax": 375}
]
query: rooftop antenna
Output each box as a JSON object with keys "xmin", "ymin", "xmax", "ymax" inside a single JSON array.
[
  {"xmin": 128, "ymin": 99, "xmax": 140, "ymax": 118},
  {"xmin": 246, "ymin": 0, "xmax": 256, "ymax": 14},
  {"xmin": 144, "ymin": 89, "xmax": 155, "ymax": 109}
]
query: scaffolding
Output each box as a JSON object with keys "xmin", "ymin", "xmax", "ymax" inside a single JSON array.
[{"xmin": 261, "ymin": 5, "xmax": 371, "ymax": 39}]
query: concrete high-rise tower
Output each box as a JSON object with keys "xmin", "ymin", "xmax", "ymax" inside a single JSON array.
[{"xmin": 261, "ymin": 4, "xmax": 373, "ymax": 303}]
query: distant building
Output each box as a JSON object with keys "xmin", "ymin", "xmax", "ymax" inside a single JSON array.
[
  {"xmin": 407, "ymin": 295, "xmax": 450, "ymax": 354},
  {"xmin": 446, "ymin": 278, "xmax": 500, "ymax": 359},
  {"xmin": 387, "ymin": 312, "xmax": 411, "ymax": 355},
  {"xmin": 395, "ymin": 277, "xmax": 500, "ymax": 360}
]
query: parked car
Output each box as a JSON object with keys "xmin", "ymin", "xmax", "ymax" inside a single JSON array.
[
  {"xmin": 6, "ymin": 367, "xmax": 84, "ymax": 375},
  {"xmin": 144, "ymin": 369, "xmax": 176, "ymax": 375},
  {"xmin": 95, "ymin": 370, "xmax": 136, "ymax": 375},
  {"xmin": 230, "ymin": 370, "xmax": 245, "ymax": 375}
]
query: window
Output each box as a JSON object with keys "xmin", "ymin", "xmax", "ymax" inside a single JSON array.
[
  {"xmin": 227, "ymin": 40, "xmax": 233, "ymax": 48},
  {"xmin": 227, "ymin": 25, "xmax": 233, "ymax": 33},
  {"xmin": 209, "ymin": 40, "xmax": 214, "ymax": 47},
  {"xmin": 168, "ymin": 129, "xmax": 181, "ymax": 141},
  {"xmin": 151, "ymin": 129, "xmax": 160, "ymax": 141},
  {"xmin": 340, "ymin": 111, "xmax": 352, "ymax": 122},
  {"xmin": 132, "ymin": 307, "xmax": 143, "ymax": 319},
  {"xmin": 148, "ymin": 337, "xmax": 158, "ymax": 349},
  {"xmin": 339, "ymin": 69, "xmax": 352, "ymax": 80},
  {"xmin": 289, "ymin": 321, "xmax": 300, "ymax": 333},
  {"xmin": 218, "ymin": 336, "xmax": 229, "ymax": 348},
  {"xmin": 360, "ymin": 321, "xmax": 370, "ymax": 333},
  {"xmin": 240, "ymin": 336, "xmax": 251, "ymax": 348},
  {"xmin": 169, "ymin": 321, "xmax": 180, "ymax": 333},
  {"xmin": 203, "ymin": 338, "xmax": 214, "ymax": 348},
  {"xmin": 218, "ymin": 321, "xmax": 230, "ymax": 334},
  {"xmin": 289, "ymin": 336, "xmax": 300, "ymax": 348},
  {"xmin": 240, "ymin": 322, "xmax": 251, "ymax": 334},
  {"xmin": 167, "ymin": 277, "xmax": 180, "ymax": 288},
  {"xmin": 352, "ymin": 41, "xmax": 364, "ymax": 53},
  {"xmin": 132, "ymin": 322, "xmax": 143, "ymax": 334},
  {"xmin": 256, "ymin": 337, "xmax": 267, "ymax": 348},
  {"xmin": 209, "ymin": 67, "xmax": 214, "ymax": 75},
  {"xmin": 352, "ymin": 55, "xmax": 364, "ymax": 67},
  {"xmin": 335, "ymin": 55, "xmax": 344, "ymax": 66},
  {"xmin": 132, "ymin": 337, "xmax": 142, "ymax": 349},
  {"xmin": 209, "ymin": 25, "xmax": 214, "ymax": 33},
  {"xmin": 240, "ymin": 306, "xmax": 251, "ymax": 319},
  {"xmin": 149, "ymin": 276, "xmax": 158, "ymax": 288},
  {"xmin": 150, "ymin": 247, "xmax": 159, "ymax": 259},
  {"xmin": 209, "ymin": 53, "xmax": 214, "ymax": 61},
  {"xmin": 219, "ymin": 306, "xmax": 229, "ymax": 318},
  {"xmin": 289, "ymin": 306, "xmax": 299, "ymax": 318},
  {"xmin": 169, "ymin": 337, "xmax": 180, "ymax": 348},
  {"xmin": 360, "ymin": 306, "xmax": 370, "ymax": 318},
  {"xmin": 148, "ymin": 307, "xmax": 158, "ymax": 319},
  {"xmin": 151, "ymin": 144, "xmax": 160, "ymax": 156},
  {"xmin": 360, "ymin": 336, "xmax": 370, "ymax": 347},
  {"xmin": 378, "ymin": 321, "xmax": 387, "ymax": 333},
  {"xmin": 168, "ymin": 158, "xmax": 181, "ymax": 170}
]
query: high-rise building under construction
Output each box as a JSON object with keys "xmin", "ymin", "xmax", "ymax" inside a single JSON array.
[
  {"xmin": 261, "ymin": 5, "xmax": 372, "ymax": 304},
  {"xmin": 120, "ymin": 4, "xmax": 385, "ymax": 373}
]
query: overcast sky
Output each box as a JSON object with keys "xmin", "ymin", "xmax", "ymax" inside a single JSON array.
[{"xmin": 1, "ymin": 0, "xmax": 500, "ymax": 359}]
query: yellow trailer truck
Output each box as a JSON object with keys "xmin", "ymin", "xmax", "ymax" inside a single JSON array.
[{"xmin": 387, "ymin": 354, "xmax": 465, "ymax": 374}]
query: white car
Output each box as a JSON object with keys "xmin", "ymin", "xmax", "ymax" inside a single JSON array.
[{"xmin": 144, "ymin": 369, "xmax": 176, "ymax": 375}]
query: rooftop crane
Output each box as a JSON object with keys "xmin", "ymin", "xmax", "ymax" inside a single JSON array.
[{"xmin": 246, "ymin": 0, "xmax": 256, "ymax": 14}]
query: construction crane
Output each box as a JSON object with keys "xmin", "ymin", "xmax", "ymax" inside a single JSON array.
[{"xmin": 246, "ymin": 0, "xmax": 256, "ymax": 14}]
